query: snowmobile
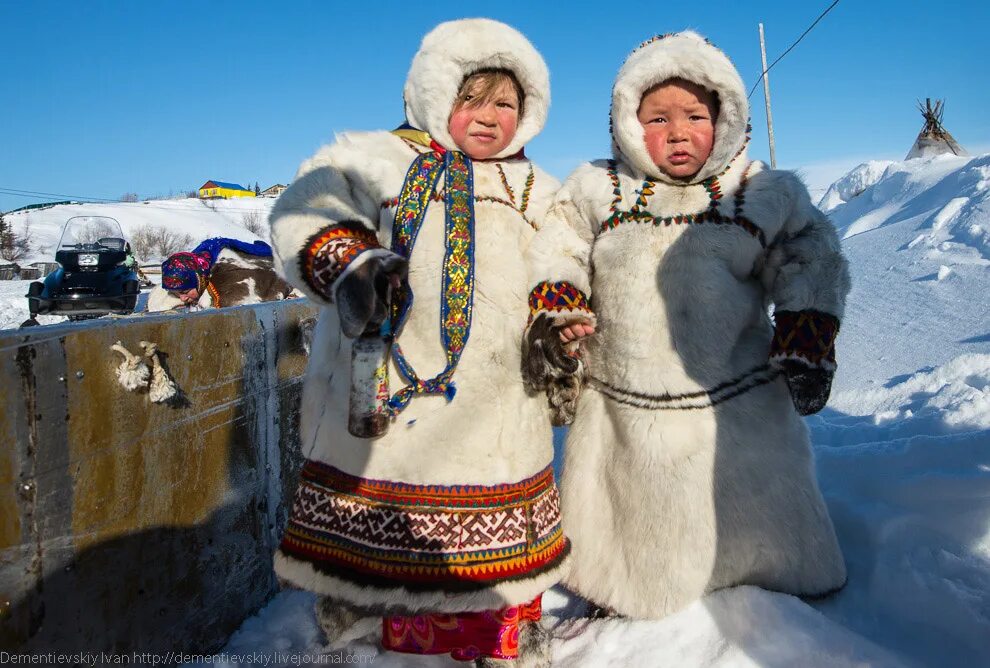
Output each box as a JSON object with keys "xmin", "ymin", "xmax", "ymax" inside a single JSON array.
[{"xmin": 23, "ymin": 216, "xmax": 140, "ymax": 325}]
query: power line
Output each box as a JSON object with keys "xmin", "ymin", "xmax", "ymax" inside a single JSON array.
[
  {"xmin": 0, "ymin": 187, "xmax": 277, "ymax": 215},
  {"xmin": 748, "ymin": 0, "xmax": 840, "ymax": 100},
  {"xmin": 0, "ymin": 187, "xmax": 119, "ymax": 202}
]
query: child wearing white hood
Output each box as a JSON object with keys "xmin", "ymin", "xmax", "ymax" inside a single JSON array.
[
  {"xmin": 524, "ymin": 31, "xmax": 849, "ymax": 619},
  {"xmin": 270, "ymin": 19, "xmax": 565, "ymax": 667}
]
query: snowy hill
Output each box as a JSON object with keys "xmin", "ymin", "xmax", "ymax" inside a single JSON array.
[{"xmin": 3, "ymin": 196, "xmax": 274, "ymax": 266}]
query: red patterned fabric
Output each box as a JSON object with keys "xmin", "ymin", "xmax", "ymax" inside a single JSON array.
[
  {"xmin": 770, "ymin": 310, "xmax": 840, "ymax": 368},
  {"xmin": 382, "ymin": 595, "xmax": 542, "ymax": 661},
  {"xmin": 528, "ymin": 280, "xmax": 592, "ymax": 323},
  {"xmin": 300, "ymin": 225, "xmax": 380, "ymax": 299}
]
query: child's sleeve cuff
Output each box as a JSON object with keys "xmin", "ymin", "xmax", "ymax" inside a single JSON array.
[
  {"xmin": 527, "ymin": 280, "xmax": 595, "ymax": 328},
  {"xmin": 298, "ymin": 223, "xmax": 383, "ymax": 302}
]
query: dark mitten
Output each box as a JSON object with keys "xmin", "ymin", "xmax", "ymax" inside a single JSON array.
[
  {"xmin": 336, "ymin": 253, "xmax": 407, "ymax": 338},
  {"xmin": 547, "ymin": 374, "xmax": 582, "ymax": 427},
  {"xmin": 777, "ymin": 359, "xmax": 833, "ymax": 415},
  {"xmin": 523, "ymin": 315, "xmax": 587, "ymax": 425}
]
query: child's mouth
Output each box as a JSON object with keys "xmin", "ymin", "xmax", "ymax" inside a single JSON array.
[
  {"xmin": 668, "ymin": 152, "xmax": 692, "ymax": 164},
  {"xmin": 471, "ymin": 133, "xmax": 497, "ymax": 142}
]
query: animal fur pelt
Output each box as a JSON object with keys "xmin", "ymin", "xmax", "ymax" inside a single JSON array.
[
  {"xmin": 139, "ymin": 340, "xmax": 179, "ymax": 404},
  {"xmin": 110, "ymin": 341, "xmax": 150, "ymax": 391}
]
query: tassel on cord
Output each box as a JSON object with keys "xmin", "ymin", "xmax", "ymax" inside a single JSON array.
[
  {"xmin": 139, "ymin": 340, "xmax": 179, "ymax": 404},
  {"xmin": 109, "ymin": 341, "xmax": 150, "ymax": 392}
]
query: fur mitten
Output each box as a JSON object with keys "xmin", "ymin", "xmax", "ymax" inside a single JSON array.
[
  {"xmin": 523, "ymin": 315, "xmax": 585, "ymax": 426},
  {"xmin": 777, "ymin": 359, "xmax": 833, "ymax": 415},
  {"xmin": 336, "ymin": 253, "xmax": 407, "ymax": 339}
]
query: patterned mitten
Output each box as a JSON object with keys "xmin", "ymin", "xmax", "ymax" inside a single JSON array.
[{"xmin": 770, "ymin": 309, "xmax": 840, "ymax": 416}]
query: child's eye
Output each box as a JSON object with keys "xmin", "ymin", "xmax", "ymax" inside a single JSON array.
[
  {"xmin": 690, "ymin": 115, "xmax": 709, "ymax": 121},
  {"xmin": 497, "ymin": 101, "xmax": 516, "ymax": 109},
  {"xmin": 649, "ymin": 117, "xmax": 667, "ymax": 124}
]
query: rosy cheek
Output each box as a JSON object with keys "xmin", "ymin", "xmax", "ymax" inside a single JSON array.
[{"xmin": 448, "ymin": 111, "xmax": 471, "ymax": 138}]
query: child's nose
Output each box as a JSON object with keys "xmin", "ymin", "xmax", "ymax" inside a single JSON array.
[{"xmin": 476, "ymin": 104, "xmax": 497, "ymax": 124}]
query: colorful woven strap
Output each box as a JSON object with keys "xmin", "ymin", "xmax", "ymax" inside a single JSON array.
[
  {"xmin": 770, "ymin": 309, "xmax": 840, "ymax": 368},
  {"xmin": 386, "ymin": 149, "xmax": 476, "ymax": 417}
]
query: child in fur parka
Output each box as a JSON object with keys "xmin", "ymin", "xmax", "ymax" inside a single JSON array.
[
  {"xmin": 270, "ymin": 19, "xmax": 567, "ymax": 667},
  {"xmin": 524, "ymin": 31, "xmax": 849, "ymax": 619}
]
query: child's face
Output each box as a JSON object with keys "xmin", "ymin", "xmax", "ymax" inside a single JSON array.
[
  {"xmin": 448, "ymin": 79, "xmax": 520, "ymax": 160},
  {"xmin": 171, "ymin": 287, "xmax": 200, "ymax": 305},
  {"xmin": 637, "ymin": 80, "xmax": 717, "ymax": 180}
]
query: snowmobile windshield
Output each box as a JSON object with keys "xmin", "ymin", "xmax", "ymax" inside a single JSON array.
[{"xmin": 58, "ymin": 216, "xmax": 127, "ymax": 251}]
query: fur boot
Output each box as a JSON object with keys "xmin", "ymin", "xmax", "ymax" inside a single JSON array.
[
  {"xmin": 474, "ymin": 621, "xmax": 552, "ymax": 668},
  {"xmin": 315, "ymin": 596, "xmax": 376, "ymax": 648}
]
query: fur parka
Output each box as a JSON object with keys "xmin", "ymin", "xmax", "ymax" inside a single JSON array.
[
  {"xmin": 527, "ymin": 31, "xmax": 849, "ymax": 619},
  {"xmin": 270, "ymin": 19, "xmax": 569, "ymax": 614}
]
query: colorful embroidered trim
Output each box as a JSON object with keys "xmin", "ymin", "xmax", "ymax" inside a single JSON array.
[
  {"xmin": 600, "ymin": 162, "xmax": 766, "ymax": 246},
  {"xmin": 607, "ymin": 160, "xmax": 623, "ymax": 210},
  {"xmin": 770, "ymin": 310, "xmax": 840, "ymax": 368},
  {"xmin": 298, "ymin": 224, "xmax": 380, "ymax": 300},
  {"xmin": 386, "ymin": 150, "xmax": 476, "ymax": 417},
  {"xmin": 206, "ymin": 282, "xmax": 221, "ymax": 308},
  {"xmin": 496, "ymin": 164, "xmax": 516, "ymax": 203},
  {"xmin": 528, "ymin": 281, "xmax": 592, "ymax": 322},
  {"xmin": 520, "ymin": 166, "xmax": 535, "ymax": 214},
  {"xmin": 381, "ymin": 192, "xmax": 445, "ymax": 209},
  {"xmin": 280, "ymin": 463, "xmax": 569, "ymax": 590},
  {"xmin": 383, "ymin": 595, "xmax": 542, "ymax": 661}
]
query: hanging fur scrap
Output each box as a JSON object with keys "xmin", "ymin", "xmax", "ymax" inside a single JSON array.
[
  {"xmin": 139, "ymin": 340, "xmax": 179, "ymax": 404},
  {"xmin": 109, "ymin": 341, "xmax": 150, "ymax": 392}
]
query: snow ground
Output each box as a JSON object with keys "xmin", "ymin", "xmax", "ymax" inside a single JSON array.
[{"xmin": 5, "ymin": 156, "xmax": 988, "ymax": 666}]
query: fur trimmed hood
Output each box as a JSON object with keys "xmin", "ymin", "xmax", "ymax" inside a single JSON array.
[
  {"xmin": 611, "ymin": 31, "xmax": 749, "ymax": 184},
  {"xmin": 403, "ymin": 18, "xmax": 550, "ymax": 159}
]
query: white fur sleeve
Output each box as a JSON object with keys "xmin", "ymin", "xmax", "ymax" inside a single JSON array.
[
  {"xmin": 758, "ymin": 170, "xmax": 851, "ymax": 319},
  {"xmin": 753, "ymin": 170, "xmax": 850, "ymax": 370},
  {"xmin": 268, "ymin": 137, "xmax": 391, "ymax": 306},
  {"xmin": 524, "ymin": 165, "xmax": 599, "ymax": 327}
]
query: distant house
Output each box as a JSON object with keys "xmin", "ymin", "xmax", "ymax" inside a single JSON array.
[
  {"xmin": 198, "ymin": 180, "xmax": 256, "ymax": 199},
  {"xmin": 260, "ymin": 184, "xmax": 288, "ymax": 198}
]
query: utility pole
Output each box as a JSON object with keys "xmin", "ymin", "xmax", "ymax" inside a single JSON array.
[{"xmin": 758, "ymin": 23, "xmax": 777, "ymax": 169}]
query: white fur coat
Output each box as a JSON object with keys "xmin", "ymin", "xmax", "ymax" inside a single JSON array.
[
  {"xmin": 527, "ymin": 31, "xmax": 849, "ymax": 619},
  {"xmin": 269, "ymin": 19, "xmax": 567, "ymax": 613}
]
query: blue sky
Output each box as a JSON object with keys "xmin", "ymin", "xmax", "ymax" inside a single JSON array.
[{"xmin": 2, "ymin": 0, "xmax": 987, "ymax": 210}]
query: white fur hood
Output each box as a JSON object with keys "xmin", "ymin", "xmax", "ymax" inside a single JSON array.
[
  {"xmin": 403, "ymin": 18, "xmax": 550, "ymax": 158},
  {"xmin": 611, "ymin": 31, "xmax": 749, "ymax": 184}
]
